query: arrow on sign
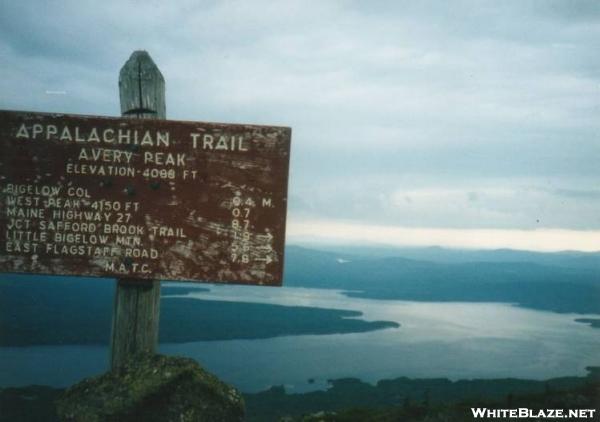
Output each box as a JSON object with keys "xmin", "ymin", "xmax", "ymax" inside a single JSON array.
[
  {"xmin": 255, "ymin": 256, "xmax": 273, "ymax": 264},
  {"xmin": 257, "ymin": 232, "xmax": 274, "ymax": 241}
]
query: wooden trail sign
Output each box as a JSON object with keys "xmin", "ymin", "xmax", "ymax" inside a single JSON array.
[
  {"xmin": 0, "ymin": 51, "xmax": 291, "ymax": 369},
  {"xmin": 0, "ymin": 110, "xmax": 291, "ymax": 284}
]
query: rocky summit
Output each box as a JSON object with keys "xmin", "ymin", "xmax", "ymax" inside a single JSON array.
[{"xmin": 56, "ymin": 353, "xmax": 244, "ymax": 422}]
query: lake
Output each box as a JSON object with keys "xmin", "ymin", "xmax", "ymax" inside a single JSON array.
[{"xmin": 1, "ymin": 284, "xmax": 599, "ymax": 393}]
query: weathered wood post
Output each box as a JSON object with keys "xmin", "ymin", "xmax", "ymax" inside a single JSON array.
[{"xmin": 109, "ymin": 50, "xmax": 165, "ymax": 371}]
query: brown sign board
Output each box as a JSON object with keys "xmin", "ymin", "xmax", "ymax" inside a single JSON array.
[{"xmin": 0, "ymin": 110, "xmax": 291, "ymax": 285}]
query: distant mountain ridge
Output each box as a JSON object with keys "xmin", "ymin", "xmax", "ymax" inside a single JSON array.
[
  {"xmin": 283, "ymin": 245, "xmax": 600, "ymax": 313},
  {"xmin": 291, "ymin": 244, "xmax": 600, "ymax": 269}
]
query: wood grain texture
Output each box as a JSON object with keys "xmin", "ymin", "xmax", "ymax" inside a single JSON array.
[
  {"xmin": 111, "ymin": 51, "xmax": 163, "ymax": 371},
  {"xmin": 110, "ymin": 278, "xmax": 161, "ymax": 370},
  {"xmin": 119, "ymin": 50, "xmax": 166, "ymax": 119}
]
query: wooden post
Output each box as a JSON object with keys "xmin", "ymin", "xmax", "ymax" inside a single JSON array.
[{"xmin": 109, "ymin": 51, "xmax": 165, "ymax": 371}]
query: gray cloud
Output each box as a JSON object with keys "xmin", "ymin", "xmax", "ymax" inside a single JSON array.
[{"xmin": 1, "ymin": 0, "xmax": 599, "ymax": 231}]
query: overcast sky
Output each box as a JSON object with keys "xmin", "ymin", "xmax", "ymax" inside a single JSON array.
[{"xmin": 1, "ymin": 1, "xmax": 599, "ymax": 251}]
